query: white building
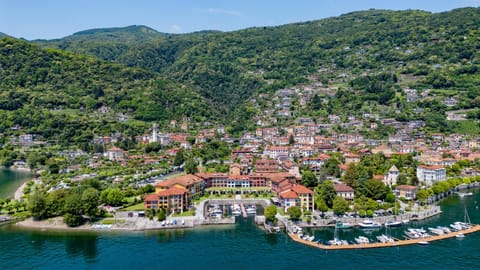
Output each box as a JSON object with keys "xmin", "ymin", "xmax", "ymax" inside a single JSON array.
[
  {"xmin": 416, "ymin": 165, "xmax": 446, "ymax": 186},
  {"xmin": 383, "ymin": 165, "xmax": 399, "ymax": 187}
]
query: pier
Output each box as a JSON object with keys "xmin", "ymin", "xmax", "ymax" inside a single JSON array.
[
  {"xmin": 240, "ymin": 203, "xmax": 247, "ymax": 218},
  {"xmin": 288, "ymin": 224, "xmax": 480, "ymax": 250}
]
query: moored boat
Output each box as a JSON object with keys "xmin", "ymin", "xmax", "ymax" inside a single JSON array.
[
  {"xmin": 358, "ymin": 219, "xmax": 382, "ymax": 229},
  {"xmin": 245, "ymin": 205, "xmax": 257, "ymax": 214},
  {"xmin": 384, "ymin": 220, "xmax": 402, "ymax": 227},
  {"xmin": 354, "ymin": 236, "xmax": 369, "ymax": 244},
  {"xmin": 376, "ymin": 234, "xmax": 395, "ymax": 243},
  {"xmin": 428, "ymin": 227, "xmax": 444, "ymax": 235},
  {"xmin": 335, "ymin": 221, "xmax": 353, "ymax": 229}
]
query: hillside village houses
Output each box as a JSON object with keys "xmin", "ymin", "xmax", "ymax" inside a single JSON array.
[{"xmin": 86, "ymin": 102, "xmax": 480, "ymax": 212}]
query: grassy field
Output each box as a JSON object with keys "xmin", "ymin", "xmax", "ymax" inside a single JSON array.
[
  {"xmin": 453, "ymin": 120, "xmax": 480, "ymax": 134},
  {"xmin": 100, "ymin": 219, "xmax": 125, "ymax": 224},
  {"xmin": 121, "ymin": 202, "xmax": 146, "ymax": 211},
  {"xmin": 172, "ymin": 210, "xmax": 195, "ymax": 217}
]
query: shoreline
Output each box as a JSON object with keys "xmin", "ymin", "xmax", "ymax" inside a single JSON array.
[{"xmin": 14, "ymin": 182, "xmax": 28, "ymax": 200}]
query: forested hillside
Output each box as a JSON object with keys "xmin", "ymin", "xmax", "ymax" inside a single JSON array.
[
  {"xmin": 0, "ymin": 38, "xmax": 217, "ymax": 144},
  {"xmin": 1, "ymin": 7, "xmax": 479, "ymax": 139},
  {"xmin": 35, "ymin": 8, "xmax": 480, "ymax": 113}
]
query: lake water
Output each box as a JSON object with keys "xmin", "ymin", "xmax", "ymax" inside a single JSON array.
[
  {"xmin": 1, "ymin": 190, "xmax": 479, "ymax": 269},
  {"xmin": 0, "ymin": 168, "xmax": 31, "ymax": 198}
]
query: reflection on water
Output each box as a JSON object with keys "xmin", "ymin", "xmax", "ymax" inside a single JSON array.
[{"xmin": 64, "ymin": 235, "xmax": 98, "ymax": 260}]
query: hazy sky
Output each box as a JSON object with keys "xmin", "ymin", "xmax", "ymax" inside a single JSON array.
[{"xmin": 1, "ymin": 0, "xmax": 479, "ymax": 40}]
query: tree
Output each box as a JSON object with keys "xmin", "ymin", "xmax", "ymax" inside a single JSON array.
[
  {"xmin": 385, "ymin": 192, "xmax": 396, "ymax": 203},
  {"xmin": 81, "ymin": 187, "xmax": 99, "ymax": 217},
  {"xmin": 318, "ymin": 180, "xmax": 337, "ymax": 208},
  {"xmin": 416, "ymin": 189, "xmax": 429, "ymax": 205},
  {"xmin": 343, "ymin": 163, "xmax": 359, "ymax": 189},
  {"xmin": 361, "ymin": 179, "xmax": 387, "ymax": 200},
  {"xmin": 157, "ymin": 208, "xmax": 166, "ymax": 221},
  {"xmin": 288, "ymin": 134, "xmax": 295, "ymax": 145},
  {"xmin": 332, "ymin": 196, "xmax": 349, "ymax": 215},
  {"xmin": 287, "ymin": 206, "xmax": 302, "ymax": 220},
  {"xmin": 173, "ymin": 149, "xmax": 185, "ymax": 166},
  {"xmin": 64, "ymin": 193, "xmax": 84, "ymax": 227},
  {"xmin": 315, "ymin": 197, "xmax": 329, "ymax": 217},
  {"xmin": 264, "ymin": 205, "xmax": 277, "ymax": 224},
  {"xmin": 184, "ymin": 158, "xmax": 198, "ymax": 174},
  {"xmin": 301, "ymin": 170, "xmax": 317, "ymax": 188},
  {"xmin": 101, "ymin": 188, "xmax": 124, "ymax": 206},
  {"xmin": 28, "ymin": 191, "xmax": 47, "ymax": 220},
  {"xmin": 64, "ymin": 213, "xmax": 83, "ymax": 227}
]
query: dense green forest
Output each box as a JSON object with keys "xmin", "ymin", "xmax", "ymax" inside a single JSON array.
[
  {"xmin": 35, "ymin": 8, "xmax": 480, "ymax": 112},
  {"xmin": 0, "ymin": 38, "xmax": 217, "ymax": 143},
  {"xmin": 0, "ymin": 7, "xmax": 479, "ymax": 142}
]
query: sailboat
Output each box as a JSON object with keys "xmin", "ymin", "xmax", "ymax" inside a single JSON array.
[{"xmin": 328, "ymin": 224, "xmax": 348, "ymax": 245}]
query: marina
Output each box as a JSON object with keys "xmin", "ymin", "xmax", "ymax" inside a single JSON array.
[{"xmin": 288, "ymin": 224, "xmax": 480, "ymax": 250}]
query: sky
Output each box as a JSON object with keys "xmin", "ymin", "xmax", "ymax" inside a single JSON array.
[{"xmin": 1, "ymin": 0, "xmax": 479, "ymax": 40}]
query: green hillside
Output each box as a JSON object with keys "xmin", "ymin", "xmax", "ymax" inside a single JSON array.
[
  {"xmin": 1, "ymin": 7, "xmax": 478, "ymax": 138},
  {"xmin": 0, "ymin": 38, "xmax": 217, "ymax": 143}
]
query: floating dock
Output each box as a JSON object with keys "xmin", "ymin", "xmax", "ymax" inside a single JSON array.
[{"xmin": 289, "ymin": 224, "xmax": 480, "ymax": 250}]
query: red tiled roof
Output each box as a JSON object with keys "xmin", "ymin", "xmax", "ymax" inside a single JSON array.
[
  {"xmin": 156, "ymin": 174, "xmax": 203, "ymax": 188},
  {"xmin": 144, "ymin": 194, "xmax": 159, "ymax": 201},
  {"xmin": 292, "ymin": 184, "xmax": 314, "ymax": 194},
  {"xmin": 418, "ymin": 165, "xmax": 444, "ymax": 170},
  {"xmin": 279, "ymin": 190, "xmax": 298, "ymax": 199},
  {"xmin": 157, "ymin": 186, "xmax": 188, "ymax": 196},
  {"xmin": 334, "ymin": 183, "xmax": 354, "ymax": 192},
  {"xmin": 395, "ymin": 185, "xmax": 418, "ymax": 191}
]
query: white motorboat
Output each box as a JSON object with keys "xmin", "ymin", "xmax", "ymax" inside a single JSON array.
[
  {"xmin": 385, "ymin": 220, "xmax": 402, "ymax": 227},
  {"xmin": 418, "ymin": 241, "xmax": 429, "ymax": 245},
  {"xmin": 354, "ymin": 236, "xmax": 369, "ymax": 244},
  {"xmin": 245, "ymin": 205, "xmax": 257, "ymax": 214},
  {"xmin": 376, "ymin": 234, "xmax": 395, "ymax": 243},
  {"xmin": 456, "ymin": 233, "xmax": 465, "ymax": 238},
  {"xmin": 428, "ymin": 227, "xmax": 444, "ymax": 235},
  {"xmin": 358, "ymin": 219, "xmax": 382, "ymax": 229}
]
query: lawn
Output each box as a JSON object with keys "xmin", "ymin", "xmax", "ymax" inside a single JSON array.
[
  {"xmin": 453, "ymin": 120, "xmax": 480, "ymax": 134},
  {"xmin": 172, "ymin": 210, "xmax": 195, "ymax": 217},
  {"xmin": 100, "ymin": 219, "xmax": 125, "ymax": 224},
  {"xmin": 121, "ymin": 202, "xmax": 146, "ymax": 211}
]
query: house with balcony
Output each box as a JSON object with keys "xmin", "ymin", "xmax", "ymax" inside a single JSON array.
[{"xmin": 416, "ymin": 165, "xmax": 446, "ymax": 186}]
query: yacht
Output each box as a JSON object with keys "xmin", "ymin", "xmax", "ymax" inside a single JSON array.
[
  {"xmin": 376, "ymin": 234, "xmax": 395, "ymax": 243},
  {"xmin": 335, "ymin": 221, "xmax": 353, "ymax": 229},
  {"xmin": 384, "ymin": 220, "xmax": 402, "ymax": 227},
  {"xmin": 428, "ymin": 227, "xmax": 444, "ymax": 235},
  {"xmin": 232, "ymin": 205, "xmax": 242, "ymax": 216},
  {"xmin": 457, "ymin": 192, "xmax": 473, "ymax": 197},
  {"xmin": 354, "ymin": 236, "xmax": 369, "ymax": 244},
  {"xmin": 358, "ymin": 219, "xmax": 382, "ymax": 229},
  {"xmin": 437, "ymin": 226, "xmax": 452, "ymax": 234},
  {"xmin": 245, "ymin": 205, "xmax": 257, "ymax": 214}
]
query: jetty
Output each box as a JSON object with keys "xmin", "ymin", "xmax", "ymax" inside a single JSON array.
[
  {"xmin": 240, "ymin": 203, "xmax": 248, "ymax": 218},
  {"xmin": 288, "ymin": 224, "xmax": 480, "ymax": 250}
]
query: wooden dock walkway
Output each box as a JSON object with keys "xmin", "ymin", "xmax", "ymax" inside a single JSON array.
[{"xmin": 289, "ymin": 224, "xmax": 480, "ymax": 250}]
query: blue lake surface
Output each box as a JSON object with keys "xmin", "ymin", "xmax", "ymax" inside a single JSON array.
[{"xmin": 1, "ymin": 190, "xmax": 480, "ymax": 270}]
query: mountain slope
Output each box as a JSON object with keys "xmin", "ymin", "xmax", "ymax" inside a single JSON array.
[
  {"xmin": 0, "ymin": 37, "xmax": 218, "ymax": 142},
  {"xmin": 33, "ymin": 8, "xmax": 480, "ymax": 117}
]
